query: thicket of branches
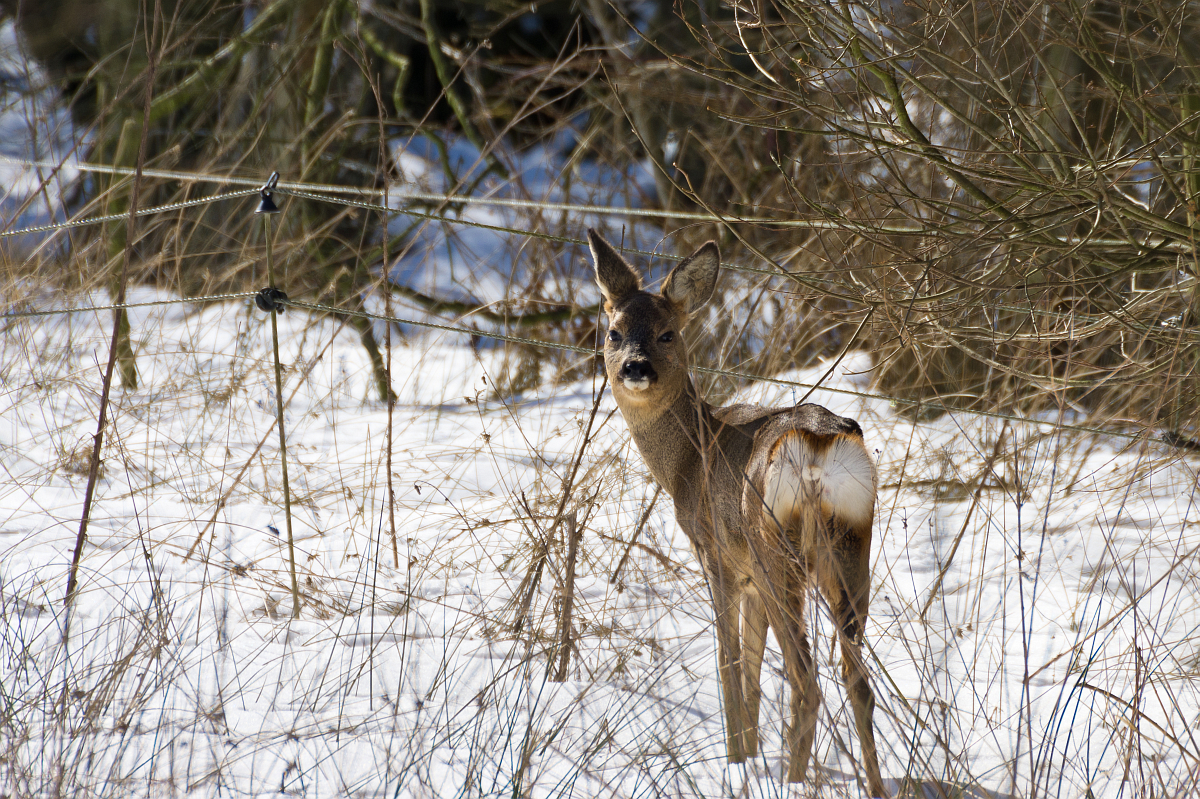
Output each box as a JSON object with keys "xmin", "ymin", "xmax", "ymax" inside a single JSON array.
[
  {"xmin": 4, "ymin": 0, "xmax": 1197, "ymax": 436},
  {"xmin": 669, "ymin": 0, "xmax": 1200, "ymax": 435}
]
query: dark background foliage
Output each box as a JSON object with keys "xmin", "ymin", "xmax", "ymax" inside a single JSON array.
[{"xmin": 3, "ymin": 0, "xmax": 1197, "ymax": 438}]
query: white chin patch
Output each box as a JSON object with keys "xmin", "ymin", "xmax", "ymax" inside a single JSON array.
[{"xmin": 622, "ymin": 378, "xmax": 651, "ymax": 392}]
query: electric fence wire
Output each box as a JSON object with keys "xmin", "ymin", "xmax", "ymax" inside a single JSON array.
[
  {"xmin": 0, "ymin": 163, "xmax": 1191, "ymax": 444},
  {"xmin": 3, "ymin": 154, "xmax": 1194, "ymax": 340}
]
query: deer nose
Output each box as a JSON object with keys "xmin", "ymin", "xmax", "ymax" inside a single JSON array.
[{"xmin": 619, "ymin": 360, "xmax": 656, "ymax": 383}]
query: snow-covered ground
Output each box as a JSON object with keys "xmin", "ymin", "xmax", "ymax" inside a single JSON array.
[
  {"xmin": 2, "ymin": 25, "xmax": 1199, "ymax": 793},
  {"xmin": 2, "ymin": 290, "xmax": 1199, "ymax": 798}
]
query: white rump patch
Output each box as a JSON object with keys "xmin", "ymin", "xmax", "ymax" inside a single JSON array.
[
  {"xmin": 822, "ymin": 436, "xmax": 876, "ymax": 526},
  {"xmin": 764, "ymin": 434, "xmax": 875, "ymax": 529}
]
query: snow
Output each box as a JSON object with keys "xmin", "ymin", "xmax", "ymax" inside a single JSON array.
[
  {"xmin": 2, "ymin": 33, "xmax": 1200, "ymax": 797},
  {"xmin": 2, "ymin": 291, "xmax": 1198, "ymax": 798}
]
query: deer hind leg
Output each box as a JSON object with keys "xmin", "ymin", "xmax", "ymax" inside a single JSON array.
[
  {"xmin": 755, "ymin": 562, "xmax": 820, "ymax": 784},
  {"xmin": 740, "ymin": 586, "xmax": 767, "ymax": 758},
  {"xmin": 824, "ymin": 539, "xmax": 887, "ymax": 797},
  {"xmin": 749, "ymin": 505, "xmax": 821, "ymax": 783},
  {"xmin": 783, "ymin": 609, "xmax": 820, "ymax": 784}
]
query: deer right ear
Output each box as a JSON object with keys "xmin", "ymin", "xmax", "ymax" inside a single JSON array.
[
  {"xmin": 662, "ymin": 241, "xmax": 719, "ymax": 316},
  {"xmin": 588, "ymin": 229, "xmax": 641, "ymax": 309}
]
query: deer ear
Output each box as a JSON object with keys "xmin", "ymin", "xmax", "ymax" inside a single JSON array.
[
  {"xmin": 662, "ymin": 241, "xmax": 719, "ymax": 315},
  {"xmin": 588, "ymin": 229, "xmax": 641, "ymax": 307}
]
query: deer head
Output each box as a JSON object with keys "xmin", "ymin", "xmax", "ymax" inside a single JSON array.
[{"xmin": 588, "ymin": 229, "xmax": 719, "ymax": 414}]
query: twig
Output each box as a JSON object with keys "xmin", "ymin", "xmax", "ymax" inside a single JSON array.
[
  {"xmin": 920, "ymin": 423, "xmax": 1010, "ymax": 621},
  {"xmin": 64, "ymin": 1, "xmax": 161, "ymax": 610},
  {"xmin": 103, "ymin": 117, "xmax": 141, "ymax": 390},
  {"xmin": 609, "ymin": 485, "xmax": 662, "ymax": 584},
  {"xmin": 511, "ymin": 374, "xmax": 610, "ymax": 635},
  {"xmin": 551, "ymin": 511, "xmax": 581, "ymax": 682},
  {"xmin": 1079, "ymin": 682, "xmax": 1200, "ymax": 767},
  {"xmin": 262, "ymin": 211, "xmax": 301, "ymax": 619},
  {"xmin": 600, "ymin": 530, "xmax": 685, "ymax": 575},
  {"xmin": 418, "ymin": 0, "xmax": 507, "ymax": 179}
]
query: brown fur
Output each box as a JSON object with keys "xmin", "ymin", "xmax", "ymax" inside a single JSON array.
[{"xmin": 589, "ymin": 230, "xmax": 886, "ymax": 796}]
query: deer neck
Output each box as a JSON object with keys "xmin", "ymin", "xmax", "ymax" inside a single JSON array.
[{"xmin": 617, "ymin": 378, "xmax": 716, "ymax": 499}]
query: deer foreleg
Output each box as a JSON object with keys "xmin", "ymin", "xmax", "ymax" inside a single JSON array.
[
  {"xmin": 709, "ymin": 565, "xmax": 748, "ymax": 764},
  {"xmin": 740, "ymin": 587, "xmax": 767, "ymax": 759}
]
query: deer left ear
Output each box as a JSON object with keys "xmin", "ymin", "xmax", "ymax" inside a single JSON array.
[
  {"xmin": 662, "ymin": 241, "xmax": 719, "ymax": 315},
  {"xmin": 588, "ymin": 229, "xmax": 641, "ymax": 308}
]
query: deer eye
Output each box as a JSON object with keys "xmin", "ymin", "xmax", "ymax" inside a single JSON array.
[
  {"xmin": 607, "ymin": 329, "xmax": 623, "ymax": 344},
  {"xmin": 658, "ymin": 331, "xmax": 674, "ymax": 343}
]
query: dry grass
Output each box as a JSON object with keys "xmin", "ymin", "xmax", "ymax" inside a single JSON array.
[{"xmin": 3, "ymin": 2, "xmax": 1200, "ymax": 796}]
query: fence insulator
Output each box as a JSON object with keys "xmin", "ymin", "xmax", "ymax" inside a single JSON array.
[
  {"xmin": 256, "ymin": 171, "xmax": 281, "ymax": 214},
  {"xmin": 254, "ymin": 287, "xmax": 288, "ymax": 313}
]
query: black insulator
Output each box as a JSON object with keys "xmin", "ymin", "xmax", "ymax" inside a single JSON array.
[
  {"xmin": 256, "ymin": 171, "xmax": 281, "ymax": 214},
  {"xmin": 255, "ymin": 286, "xmax": 289, "ymax": 313},
  {"xmin": 255, "ymin": 192, "xmax": 280, "ymax": 214}
]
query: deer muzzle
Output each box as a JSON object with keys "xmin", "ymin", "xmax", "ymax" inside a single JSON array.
[{"xmin": 618, "ymin": 359, "xmax": 656, "ymax": 391}]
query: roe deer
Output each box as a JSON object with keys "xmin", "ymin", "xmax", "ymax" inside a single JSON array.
[{"xmin": 589, "ymin": 230, "xmax": 886, "ymax": 796}]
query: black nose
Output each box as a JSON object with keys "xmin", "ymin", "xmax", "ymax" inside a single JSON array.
[{"xmin": 619, "ymin": 360, "xmax": 656, "ymax": 382}]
